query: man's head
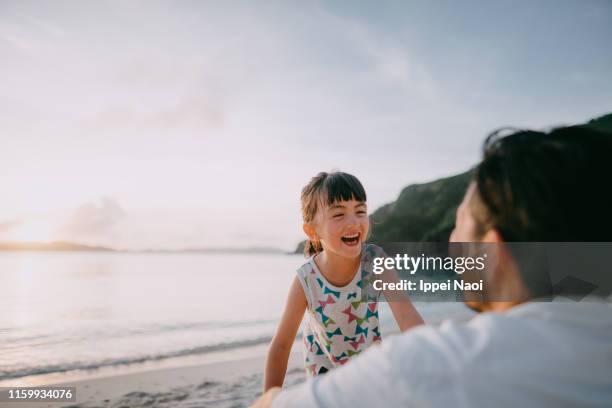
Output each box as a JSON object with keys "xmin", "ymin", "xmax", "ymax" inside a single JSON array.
[{"xmin": 451, "ymin": 125, "xmax": 612, "ymax": 311}]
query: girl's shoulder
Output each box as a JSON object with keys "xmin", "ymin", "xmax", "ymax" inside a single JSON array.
[
  {"xmin": 296, "ymin": 256, "xmax": 316, "ymax": 279},
  {"xmin": 295, "ymin": 257, "xmax": 315, "ymax": 309}
]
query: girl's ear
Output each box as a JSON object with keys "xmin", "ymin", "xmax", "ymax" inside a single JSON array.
[{"xmin": 303, "ymin": 222, "xmax": 317, "ymax": 240}]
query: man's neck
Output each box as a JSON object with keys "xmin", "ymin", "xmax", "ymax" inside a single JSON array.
[{"xmin": 481, "ymin": 301, "xmax": 526, "ymax": 313}]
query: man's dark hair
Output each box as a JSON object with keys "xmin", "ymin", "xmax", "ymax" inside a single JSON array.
[{"xmin": 471, "ymin": 125, "xmax": 612, "ymax": 242}]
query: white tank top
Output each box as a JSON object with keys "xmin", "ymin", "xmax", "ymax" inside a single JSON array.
[{"xmin": 296, "ymin": 243, "xmax": 383, "ymax": 375}]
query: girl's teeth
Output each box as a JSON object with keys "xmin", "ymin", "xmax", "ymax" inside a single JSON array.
[{"xmin": 341, "ymin": 234, "xmax": 360, "ymax": 245}]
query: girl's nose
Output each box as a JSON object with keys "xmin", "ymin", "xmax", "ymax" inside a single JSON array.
[{"xmin": 346, "ymin": 213, "xmax": 360, "ymax": 227}]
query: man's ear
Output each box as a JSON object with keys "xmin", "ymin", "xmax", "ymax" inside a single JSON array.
[
  {"xmin": 480, "ymin": 228, "xmax": 506, "ymax": 277},
  {"xmin": 480, "ymin": 227, "xmax": 530, "ymax": 309},
  {"xmin": 303, "ymin": 222, "xmax": 317, "ymax": 241},
  {"xmin": 481, "ymin": 228, "xmax": 503, "ymax": 244}
]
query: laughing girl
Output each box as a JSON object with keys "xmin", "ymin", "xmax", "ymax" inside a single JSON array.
[{"xmin": 264, "ymin": 172, "xmax": 423, "ymax": 390}]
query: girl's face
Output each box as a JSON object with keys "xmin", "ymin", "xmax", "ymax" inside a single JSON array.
[{"xmin": 307, "ymin": 199, "xmax": 369, "ymax": 259}]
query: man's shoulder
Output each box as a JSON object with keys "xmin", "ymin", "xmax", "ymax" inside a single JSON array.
[
  {"xmin": 272, "ymin": 325, "xmax": 466, "ymax": 408},
  {"xmin": 378, "ymin": 322, "xmax": 468, "ymax": 377},
  {"xmin": 272, "ymin": 307, "xmax": 594, "ymax": 408},
  {"xmin": 380, "ymin": 312, "xmax": 512, "ymax": 374}
]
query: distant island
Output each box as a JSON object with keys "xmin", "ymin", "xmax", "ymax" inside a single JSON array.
[
  {"xmin": 0, "ymin": 241, "xmax": 113, "ymax": 252},
  {"xmin": 295, "ymin": 112, "xmax": 612, "ymax": 253}
]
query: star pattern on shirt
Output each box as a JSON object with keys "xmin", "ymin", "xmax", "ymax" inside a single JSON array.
[
  {"xmin": 318, "ymin": 294, "xmax": 336, "ymax": 309},
  {"xmin": 349, "ymin": 335, "xmax": 365, "ymax": 350},
  {"xmin": 326, "ymin": 327, "xmax": 342, "ymax": 337},
  {"xmin": 299, "ymin": 244, "xmax": 386, "ymax": 377},
  {"xmin": 324, "ymin": 287, "xmax": 341, "ymax": 298},
  {"xmin": 355, "ymin": 324, "xmax": 368, "ymax": 338},
  {"xmin": 322, "ymin": 317, "xmax": 336, "ymax": 328},
  {"xmin": 315, "ymin": 306, "xmax": 332, "ymax": 324},
  {"xmin": 342, "ymin": 306, "xmax": 359, "ymax": 323}
]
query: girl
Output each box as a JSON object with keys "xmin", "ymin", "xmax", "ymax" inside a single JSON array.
[{"xmin": 264, "ymin": 171, "xmax": 424, "ymax": 391}]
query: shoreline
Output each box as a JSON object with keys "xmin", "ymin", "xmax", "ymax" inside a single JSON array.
[
  {"xmin": 0, "ymin": 341, "xmax": 296, "ymax": 388},
  {"xmin": 0, "ymin": 346, "xmax": 304, "ymax": 408},
  {"xmin": 1, "ymin": 303, "xmax": 474, "ymax": 390},
  {"xmin": 0, "ymin": 340, "xmax": 277, "ymax": 388},
  {"xmin": 0, "ymin": 305, "xmax": 475, "ymax": 407}
]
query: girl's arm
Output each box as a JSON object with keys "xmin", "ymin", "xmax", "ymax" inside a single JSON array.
[
  {"xmin": 381, "ymin": 267, "xmax": 424, "ymax": 332},
  {"xmin": 263, "ymin": 276, "xmax": 307, "ymax": 392}
]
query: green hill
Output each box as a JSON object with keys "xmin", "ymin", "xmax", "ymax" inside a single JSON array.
[
  {"xmin": 369, "ymin": 171, "xmax": 470, "ymax": 242},
  {"xmin": 584, "ymin": 113, "xmax": 612, "ymax": 133},
  {"xmin": 294, "ymin": 112, "xmax": 611, "ymax": 252}
]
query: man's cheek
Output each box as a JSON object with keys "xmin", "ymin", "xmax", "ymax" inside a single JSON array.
[{"xmin": 449, "ymin": 228, "xmax": 458, "ymax": 243}]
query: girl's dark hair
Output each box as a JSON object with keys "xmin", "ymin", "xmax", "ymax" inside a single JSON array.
[{"xmin": 301, "ymin": 172, "xmax": 366, "ymax": 257}]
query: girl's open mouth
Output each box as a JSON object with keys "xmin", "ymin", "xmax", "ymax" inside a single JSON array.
[{"xmin": 341, "ymin": 233, "xmax": 360, "ymax": 246}]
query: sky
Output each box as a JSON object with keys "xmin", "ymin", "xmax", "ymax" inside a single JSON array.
[{"xmin": 1, "ymin": 0, "xmax": 611, "ymax": 250}]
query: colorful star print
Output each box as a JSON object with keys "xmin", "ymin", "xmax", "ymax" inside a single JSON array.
[
  {"xmin": 349, "ymin": 335, "xmax": 365, "ymax": 350},
  {"xmin": 324, "ymin": 287, "xmax": 341, "ymax": 298},
  {"xmin": 315, "ymin": 306, "xmax": 331, "ymax": 324},
  {"xmin": 296, "ymin": 244, "xmax": 385, "ymax": 377},
  {"xmin": 326, "ymin": 327, "xmax": 342, "ymax": 337},
  {"xmin": 342, "ymin": 306, "xmax": 359, "ymax": 323},
  {"xmin": 355, "ymin": 325, "xmax": 368, "ymax": 338},
  {"xmin": 318, "ymin": 294, "xmax": 336, "ymax": 309}
]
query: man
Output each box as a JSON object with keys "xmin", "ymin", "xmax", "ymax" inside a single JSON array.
[{"xmin": 253, "ymin": 125, "xmax": 612, "ymax": 407}]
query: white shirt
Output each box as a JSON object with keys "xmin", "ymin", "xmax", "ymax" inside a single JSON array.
[{"xmin": 273, "ymin": 300, "xmax": 612, "ymax": 408}]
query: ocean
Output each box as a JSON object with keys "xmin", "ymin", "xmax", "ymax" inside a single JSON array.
[{"xmin": 0, "ymin": 251, "xmax": 474, "ymax": 385}]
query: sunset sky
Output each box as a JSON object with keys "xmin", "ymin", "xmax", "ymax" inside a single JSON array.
[{"xmin": 1, "ymin": 0, "xmax": 611, "ymax": 250}]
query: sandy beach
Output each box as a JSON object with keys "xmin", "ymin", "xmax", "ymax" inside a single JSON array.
[{"xmin": 1, "ymin": 349, "xmax": 304, "ymax": 408}]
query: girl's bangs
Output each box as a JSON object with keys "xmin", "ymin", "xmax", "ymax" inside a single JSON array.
[{"xmin": 322, "ymin": 173, "xmax": 367, "ymax": 206}]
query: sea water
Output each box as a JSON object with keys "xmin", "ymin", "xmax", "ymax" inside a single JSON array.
[{"xmin": 0, "ymin": 251, "xmax": 473, "ymax": 384}]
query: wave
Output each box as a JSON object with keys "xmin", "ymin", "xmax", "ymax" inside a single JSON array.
[
  {"xmin": 119, "ymin": 319, "xmax": 277, "ymax": 337},
  {"xmin": 0, "ymin": 335, "xmax": 276, "ymax": 381},
  {"xmin": 2, "ymin": 319, "xmax": 277, "ymax": 344}
]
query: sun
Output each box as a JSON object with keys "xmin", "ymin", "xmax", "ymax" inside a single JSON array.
[{"xmin": 9, "ymin": 220, "xmax": 56, "ymax": 243}]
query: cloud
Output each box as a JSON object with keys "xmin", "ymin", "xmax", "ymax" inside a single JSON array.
[
  {"xmin": 316, "ymin": 7, "xmax": 438, "ymax": 100},
  {"xmin": 59, "ymin": 197, "xmax": 126, "ymax": 240},
  {"xmin": 0, "ymin": 31, "xmax": 34, "ymax": 53},
  {"xmin": 151, "ymin": 95, "xmax": 224, "ymax": 130},
  {"xmin": 78, "ymin": 95, "xmax": 225, "ymax": 137}
]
